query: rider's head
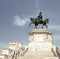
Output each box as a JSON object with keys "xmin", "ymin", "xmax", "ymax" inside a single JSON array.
[{"xmin": 39, "ymin": 12, "xmax": 42, "ymax": 18}]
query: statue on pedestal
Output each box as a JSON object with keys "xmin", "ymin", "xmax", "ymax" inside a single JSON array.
[{"xmin": 29, "ymin": 12, "xmax": 49, "ymax": 28}]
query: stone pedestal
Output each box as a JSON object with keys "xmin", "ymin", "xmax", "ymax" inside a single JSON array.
[
  {"xmin": 20, "ymin": 29, "xmax": 59, "ymax": 59},
  {"xmin": 28, "ymin": 29, "xmax": 53, "ymax": 51}
]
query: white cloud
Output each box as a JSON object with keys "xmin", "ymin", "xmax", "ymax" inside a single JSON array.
[{"xmin": 13, "ymin": 15, "xmax": 30, "ymax": 27}]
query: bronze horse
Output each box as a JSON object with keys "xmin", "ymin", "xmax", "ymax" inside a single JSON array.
[{"xmin": 29, "ymin": 12, "xmax": 49, "ymax": 28}]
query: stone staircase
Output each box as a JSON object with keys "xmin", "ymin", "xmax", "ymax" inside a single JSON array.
[
  {"xmin": 19, "ymin": 55, "xmax": 58, "ymax": 59},
  {"xmin": 18, "ymin": 51, "xmax": 59, "ymax": 59}
]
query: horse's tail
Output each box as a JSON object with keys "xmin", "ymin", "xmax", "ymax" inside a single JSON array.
[{"xmin": 45, "ymin": 18, "xmax": 49, "ymax": 24}]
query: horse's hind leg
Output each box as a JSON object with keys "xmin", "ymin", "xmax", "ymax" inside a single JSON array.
[
  {"xmin": 35, "ymin": 24, "xmax": 37, "ymax": 28},
  {"xmin": 45, "ymin": 25, "xmax": 48, "ymax": 28}
]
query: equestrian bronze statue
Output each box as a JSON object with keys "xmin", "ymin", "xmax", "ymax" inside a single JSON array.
[{"xmin": 29, "ymin": 12, "xmax": 49, "ymax": 28}]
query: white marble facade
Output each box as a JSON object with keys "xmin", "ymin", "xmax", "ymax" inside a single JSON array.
[{"xmin": 0, "ymin": 29, "xmax": 60, "ymax": 59}]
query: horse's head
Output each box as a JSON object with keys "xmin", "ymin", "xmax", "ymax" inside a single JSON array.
[
  {"xmin": 30, "ymin": 17, "xmax": 35, "ymax": 22},
  {"xmin": 29, "ymin": 17, "xmax": 38, "ymax": 28}
]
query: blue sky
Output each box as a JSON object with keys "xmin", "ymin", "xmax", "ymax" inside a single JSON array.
[{"xmin": 0, "ymin": 0, "xmax": 60, "ymax": 50}]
